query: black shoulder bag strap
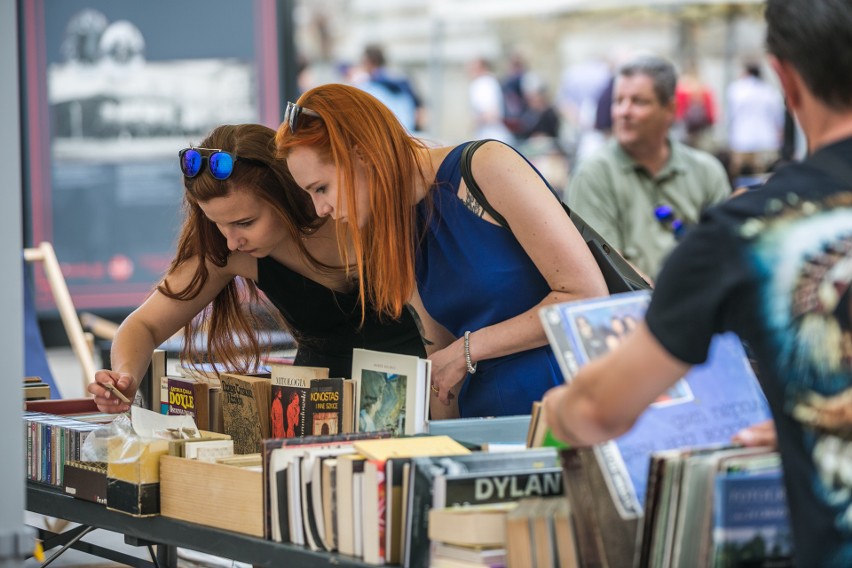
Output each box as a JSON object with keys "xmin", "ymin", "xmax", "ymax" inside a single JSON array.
[{"xmin": 459, "ymin": 140, "xmax": 651, "ymax": 294}]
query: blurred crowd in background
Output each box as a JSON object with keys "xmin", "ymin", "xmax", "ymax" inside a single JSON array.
[{"xmin": 292, "ymin": 0, "xmax": 792, "ymax": 196}]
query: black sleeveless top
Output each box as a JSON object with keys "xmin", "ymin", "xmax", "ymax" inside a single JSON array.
[{"xmin": 256, "ymin": 256, "xmax": 425, "ymax": 378}]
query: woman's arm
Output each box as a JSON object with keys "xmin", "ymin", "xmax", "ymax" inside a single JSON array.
[
  {"xmin": 87, "ymin": 254, "xmax": 244, "ymax": 412},
  {"xmin": 429, "ymin": 141, "xmax": 608, "ymax": 403},
  {"xmin": 408, "ymin": 290, "xmax": 460, "ymax": 419}
]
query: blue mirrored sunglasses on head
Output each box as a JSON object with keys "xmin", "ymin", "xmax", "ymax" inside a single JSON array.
[
  {"xmin": 283, "ymin": 101, "xmax": 321, "ymax": 134},
  {"xmin": 179, "ymin": 147, "xmax": 263, "ymax": 180}
]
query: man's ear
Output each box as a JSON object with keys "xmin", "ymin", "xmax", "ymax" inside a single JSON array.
[
  {"xmin": 664, "ymin": 96, "xmax": 678, "ymax": 123},
  {"xmin": 769, "ymin": 55, "xmax": 800, "ymax": 111}
]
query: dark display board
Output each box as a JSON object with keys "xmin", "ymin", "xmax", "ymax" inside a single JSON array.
[{"xmin": 21, "ymin": 0, "xmax": 283, "ymax": 313}]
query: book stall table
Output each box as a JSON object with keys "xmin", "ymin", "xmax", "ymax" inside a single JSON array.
[{"xmin": 26, "ymin": 482, "xmax": 374, "ymax": 568}]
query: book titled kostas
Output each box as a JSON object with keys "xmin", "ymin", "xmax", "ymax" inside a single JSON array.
[{"xmin": 308, "ymin": 378, "xmax": 344, "ymax": 437}]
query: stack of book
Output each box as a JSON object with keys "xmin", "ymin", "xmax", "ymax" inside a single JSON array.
[
  {"xmin": 638, "ymin": 445, "xmax": 792, "ymax": 568},
  {"xmin": 23, "ymin": 398, "xmax": 115, "ymax": 489},
  {"xmin": 504, "ymin": 496, "xmax": 577, "ymax": 568},
  {"xmin": 428, "ymin": 503, "xmax": 513, "ymax": 568},
  {"xmin": 260, "ymin": 430, "xmax": 570, "ymax": 568},
  {"xmin": 23, "ymin": 376, "xmax": 51, "ymax": 401},
  {"xmin": 162, "ymin": 347, "xmax": 431, "ymax": 454},
  {"xmin": 538, "ymin": 291, "xmax": 774, "ymax": 567}
]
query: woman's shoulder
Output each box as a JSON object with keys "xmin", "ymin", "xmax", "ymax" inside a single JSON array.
[
  {"xmin": 427, "ymin": 145, "xmax": 459, "ymax": 171},
  {"xmin": 425, "ymin": 140, "xmax": 518, "ymax": 177}
]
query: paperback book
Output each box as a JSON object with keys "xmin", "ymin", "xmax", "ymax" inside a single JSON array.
[
  {"xmin": 351, "ymin": 348, "xmax": 431, "ymax": 437},
  {"xmin": 269, "ymin": 364, "xmax": 329, "ymax": 439}
]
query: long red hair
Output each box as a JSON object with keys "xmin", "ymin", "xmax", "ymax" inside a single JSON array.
[{"xmin": 275, "ymin": 84, "xmax": 428, "ymax": 321}]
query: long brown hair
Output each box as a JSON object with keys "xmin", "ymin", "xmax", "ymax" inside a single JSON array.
[
  {"xmin": 164, "ymin": 123, "xmax": 325, "ymax": 372},
  {"xmin": 275, "ymin": 84, "xmax": 428, "ymax": 321}
]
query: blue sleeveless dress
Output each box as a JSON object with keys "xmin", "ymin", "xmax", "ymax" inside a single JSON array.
[{"xmin": 415, "ymin": 142, "xmax": 562, "ymax": 418}]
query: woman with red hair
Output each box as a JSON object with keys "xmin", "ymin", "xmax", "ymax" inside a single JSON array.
[
  {"xmin": 88, "ymin": 123, "xmax": 425, "ymax": 413},
  {"xmin": 276, "ymin": 84, "xmax": 607, "ymax": 418}
]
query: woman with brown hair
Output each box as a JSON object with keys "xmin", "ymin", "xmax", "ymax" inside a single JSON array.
[
  {"xmin": 276, "ymin": 84, "xmax": 607, "ymax": 418},
  {"xmin": 89, "ymin": 123, "xmax": 424, "ymax": 412}
]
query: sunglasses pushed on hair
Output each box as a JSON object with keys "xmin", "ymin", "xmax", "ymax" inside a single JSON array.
[
  {"xmin": 179, "ymin": 147, "xmax": 264, "ymax": 180},
  {"xmin": 284, "ymin": 101, "xmax": 320, "ymax": 134}
]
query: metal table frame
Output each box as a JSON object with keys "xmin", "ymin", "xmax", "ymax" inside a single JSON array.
[{"xmin": 27, "ymin": 482, "xmax": 372, "ymax": 568}]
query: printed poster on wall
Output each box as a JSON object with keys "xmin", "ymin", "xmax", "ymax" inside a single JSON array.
[{"xmin": 22, "ymin": 0, "xmax": 281, "ymax": 312}]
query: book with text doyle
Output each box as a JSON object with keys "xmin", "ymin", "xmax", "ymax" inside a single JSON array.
[
  {"xmin": 164, "ymin": 375, "xmax": 211, "ymax": 432},
  {"xmin": 352, "ymin": 348, "xmax": 431, "ymax": 437},
  {"xmin": 540, "ymin": 290, "xmax": 772, "ymax": 519}
]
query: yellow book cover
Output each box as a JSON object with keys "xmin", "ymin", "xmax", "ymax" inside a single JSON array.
[{"xmin": 353, "ymin": 435, "xmax": 470, "ymax": 461}]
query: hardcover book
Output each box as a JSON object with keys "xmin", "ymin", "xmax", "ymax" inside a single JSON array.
[
  {"xmin": 351, "ymin": 348, "xmax": 431, "ymax": 437},
  {"xmin": 321, "ymin": 458, "xmax": 338, "ymax": 552},
  {"xmin": 336, "ymin": 454, "xmax": 367, "ymax": 556},
  {"xmin": 362, "ymin": 459, "xmax": 387, "ymax": 565},
  {"xmin": 135, "ymin": 348, "xmax": 165, "ymax": 413},
  {"xmin": 23, "ymin": 377, "xmax": 51, "ymax": 401},
  {"xmin": 220, "ymin": 373, "xmax": 272, "ymax": 454},
  {"xmin": 427, "ymin": 502, "xmax": 518, "ymax": 548},
  {"xmin": 300, "ymin": 445, "xmax": 357, "ymax": 551},
  {"xmin": 404, "ymin": 448, "xmax": 557, "ymax": 568},
  {"xmin": 261, "ymin": 431, "xmax": 392, "ymax": 541}
]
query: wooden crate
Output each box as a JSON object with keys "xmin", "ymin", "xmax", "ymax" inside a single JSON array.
[{"xmin": 159, "ymin": 455, "xmax": 263, "ymax": 537}]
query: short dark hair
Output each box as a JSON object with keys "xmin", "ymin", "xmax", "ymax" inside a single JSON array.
[
  {"xmin": 363, "ymin": 44, "xmax": 386, "ymax": 67},
  {"xmin": 765, "ymin": 0, "xmax": 852, "ymax": 110},
  {"xmin": 745, "ymin": 62, "xmax": 761, "ymax": 79},
  {"xmin": 617, "ymin": 55, "xmax": 677, "ymax": 106}
]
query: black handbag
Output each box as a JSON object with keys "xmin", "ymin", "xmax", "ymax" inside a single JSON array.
[{"xmin": 460, "ymin": 140, "xmax": 651, "ymax": 294}]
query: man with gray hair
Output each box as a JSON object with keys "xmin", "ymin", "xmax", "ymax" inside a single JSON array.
[{"xmin": 566, "ymin": 54, "xmax": 730, "ymax": 279}]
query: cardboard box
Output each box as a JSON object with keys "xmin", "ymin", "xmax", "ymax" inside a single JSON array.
[
  {"xmin": 159, "ymin": 454, "xmax": 263, "ymax": 537},
  {"xmin": 64, "ymin": 460, "xmax": 107, "ymax": 505},
  {"xmin": 106, "ymin": 437, "xmax": 169, "ymax": 516}
]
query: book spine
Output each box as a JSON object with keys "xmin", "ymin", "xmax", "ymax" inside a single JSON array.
[
  {"xmin": 559, "ymin": 448, "xmax": 607, "ymax": 567},
  {"xmin": 438, "ymin": 468, "xmax": 564, "ymax": 509},
  {"xmin": 404, "ymin": 457, "xmax": 439, "ymax": 568}
]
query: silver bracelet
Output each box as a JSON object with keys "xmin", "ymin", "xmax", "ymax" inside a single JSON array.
[{"xmin": 464, "ymin": 331, "xmax": 477, "ymax": 375}]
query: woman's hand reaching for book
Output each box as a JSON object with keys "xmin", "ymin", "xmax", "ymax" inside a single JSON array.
[
  {"xmin": 89, "ymin": 370, "xmax": 135, "ymax": 413},
  {"xmin": 427, "ymin": 338, "xmax": 468, "ymax": 406}
]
